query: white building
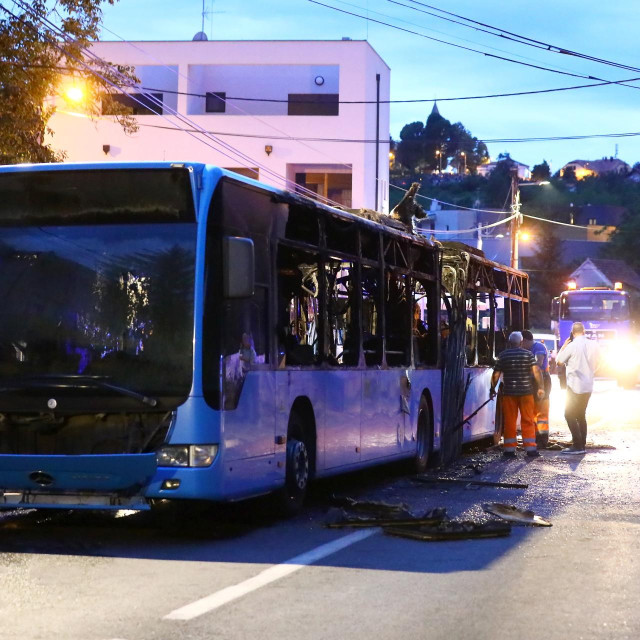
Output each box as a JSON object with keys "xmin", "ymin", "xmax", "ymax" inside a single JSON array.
[
  {"xmin": 48, "ymin": 38, "xmax": 391, "ymax": 212},
  {"xmin": 476, "ymin": 159, "xmax": 530, "ymax": 180}
]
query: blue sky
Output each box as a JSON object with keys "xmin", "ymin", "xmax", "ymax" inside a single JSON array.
[{"xmin": 99, "ymin": 0, "xmax": 640, "ymax": 172}]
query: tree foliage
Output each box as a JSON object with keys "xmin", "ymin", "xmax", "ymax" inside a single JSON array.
[
  {"xmin": 526, "ymin": 231, "xmax": 569, "ymax": 330},
  {"xmin": 0, "ymin": 0, "xmax": 136, "ymax": 164},
  {"xmin": 531, "ymin": 160, "xmax": 551, "ymax": 182},
  {"xmin": 395, "ymin": 106, "xmax": 488, "ymax": 174}
]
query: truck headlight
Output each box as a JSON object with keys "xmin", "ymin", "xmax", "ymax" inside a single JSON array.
[{"xmin": 157, "ymin": 445, "xmax": 218, "ymax": 468}]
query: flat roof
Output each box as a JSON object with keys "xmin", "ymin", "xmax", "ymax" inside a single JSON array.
[{"xmin": 95, "ymin": 39, "xmax": 391, "ymax": 70}]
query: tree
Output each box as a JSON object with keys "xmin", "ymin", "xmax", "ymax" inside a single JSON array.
[
  {"xmin": 603, "ymin": 206, "xmax": 640, "ymax": 271},
  {"xmin": 0, "ymin": 0, "xmax": 136, "ymax": 164},
  {"xmin": 481, "ymin": 156, "xmax": 514, "ymax": 209},
  {"xmin": 394, "ymin": 106, "xmax": 487, "ymax": 174},
  {"xmin": 531, "ymin": 160, "xmax": 551, "ymax": 182},
  {"xmin": 396, "ymin": 121, "xmax": 425, "ymax": 172},
  {"xmin": 445, "ymin": 121, "xmax": 488, "ymax": 174},
  {"xmin": 526, "ymin": 231, "xmax": 569, "ymax": 329}
]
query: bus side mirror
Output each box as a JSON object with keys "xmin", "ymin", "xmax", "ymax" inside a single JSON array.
[{"xmin": 223, "ymin": 236, "xmax": 254, "ymax": 298}]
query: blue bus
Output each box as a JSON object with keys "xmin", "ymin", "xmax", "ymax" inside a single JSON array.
[
  {"xmin": 0, "ymin": 163, "xmax": 528, "ymax": 512},
  {"xmin": 552, "ymin": 285, "xmax": 638, "ymax": 387}
]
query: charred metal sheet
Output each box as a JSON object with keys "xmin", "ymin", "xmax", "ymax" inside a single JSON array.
[
  {"xmin": 384, "ymin": 520, "xmax": 511, "ymax": 541},
  {"xmin": 413, "ymin": 476, "xmax": 528, "ymax": 489},
  {"xmin": 326, "ymin": 506, "xmax": 446, "ymax": 529},
  {"xmin": 483, "ymin": 502, "xmax": 552, "ymax": 527}
]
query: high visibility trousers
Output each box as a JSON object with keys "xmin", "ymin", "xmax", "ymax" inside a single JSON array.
[
  {"xmin": 502, "ymin": 394, "xmax": 537, "ymax": 453},
  {"xmin": 534, "ymin": 397, "xmax": 550, "ymax": 447}
]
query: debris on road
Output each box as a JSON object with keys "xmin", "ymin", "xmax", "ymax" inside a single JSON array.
[
  {"xmin": 325, "ymin": 505, "xmax": 446, "ymax": 528},
  {"xmin": 412, "ymin": 476, "xmax": 528, "ymax": 490},
  {"xmin": 482, "ymin": 503, "xmax": 552, "ymax": 527},
  {"xmin": 330, "ymin": 495, "xmax": 412, "ymax": 516},
  {"xmin": 384, "ymin": 520, "xmax": 511, "ymax": 542}
]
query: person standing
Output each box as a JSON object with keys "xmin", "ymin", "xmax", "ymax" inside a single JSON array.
[
  {"xmin": 490, "ymin": 331, "xmax": 545, "ymax": 458},
  {"xmin": 521, "ymin": 330, "xmax": 551, "ymax": 448},
  {"xmin": 556, "ymin": 322, "xmax": 600, "ymax": 455}
]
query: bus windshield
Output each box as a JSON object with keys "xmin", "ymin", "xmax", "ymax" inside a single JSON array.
[
  {"xmin": 0, "ymin": 169, "xmax": 197, "ymax": 400},
  {"xmin": 560, "ymin": 292, "xmax": 629, "ymax": 321}
]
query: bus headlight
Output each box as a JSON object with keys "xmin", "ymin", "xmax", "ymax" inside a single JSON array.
[
  {"xmin": 157, "ymin": 445, "xmax": 218, "ymax": 468},
  {"xmin": 189, "ymin": 445, "xmax": 218, "ymax": 467}
]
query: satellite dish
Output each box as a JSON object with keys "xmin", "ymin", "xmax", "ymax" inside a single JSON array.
[{"xmin": 192, "ymin": 31, "xmax": 208, "ymax": 41}]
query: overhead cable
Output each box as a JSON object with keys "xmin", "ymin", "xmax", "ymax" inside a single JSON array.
[{"xmin": 308, "ymin": 0, "xmax": 640, "ymax": 91}]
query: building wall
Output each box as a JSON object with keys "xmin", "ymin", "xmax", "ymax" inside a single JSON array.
[{"xmin": 47, "ymin": 40, "xmax": 391, "ymax": 212}]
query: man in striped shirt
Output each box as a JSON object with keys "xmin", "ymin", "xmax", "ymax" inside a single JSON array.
[{"xmin": 490, "ymin": 331, "xmax": 545, "ymax": 457}]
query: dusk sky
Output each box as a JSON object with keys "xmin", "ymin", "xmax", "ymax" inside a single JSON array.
[{"xmin": 100, "ymin": 0, "xmax": 640, "ymax": 172}]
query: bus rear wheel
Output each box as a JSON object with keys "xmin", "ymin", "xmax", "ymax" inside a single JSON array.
[{"xmin": 414, "ymin": 396, "xmax": 432, "ymax": 474}]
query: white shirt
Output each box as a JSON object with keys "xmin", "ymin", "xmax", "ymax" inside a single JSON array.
[{"xmin": 556, "ymin": 335, "xmax": 600, "ymax": 394}]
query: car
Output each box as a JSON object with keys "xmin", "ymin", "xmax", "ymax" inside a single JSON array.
[{"xmin": 532, "ymin": 332, "xmax": 559, "ymax": 374}]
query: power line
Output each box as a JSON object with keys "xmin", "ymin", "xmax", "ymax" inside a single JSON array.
[
  {"xmin": 400, "ymin": 0, "xmax": 640, "ymax": 75},
  {"xmin": 136, "ymin": 73, "xmax": 640, "ymax": 104},
  {"xmin": 131, "ymin": 120, "xmax": 640, "ymax": 146},
  {"xmin": 308, "ymin": 0, "xmax": 640, "ymax": 91}
]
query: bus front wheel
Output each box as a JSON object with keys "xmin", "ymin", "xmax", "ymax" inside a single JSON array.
[
  {"xmin": 414, "ymin": 395, "xmax": 432, "ymax": 474},
  {"xmin": 278, "ymin": 415, "xmax": 310, "ymax": 515}
]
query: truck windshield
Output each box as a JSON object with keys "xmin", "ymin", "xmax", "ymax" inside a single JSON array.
[
  {"xmin": 0, "ymin": 168, "xmax": 197, "ymax": 400},
  {"xmin": 560, "ymin": 292, "xmax": 629, "ymax": 321}
]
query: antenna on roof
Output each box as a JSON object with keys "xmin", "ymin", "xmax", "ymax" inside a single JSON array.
[
  {"xmin": 193, "ymin": 0, "xmax": 225, "ymax": 41},
  {"xmin": 615, "ymin": 144, "xmax": 619, "ymax": 158}
]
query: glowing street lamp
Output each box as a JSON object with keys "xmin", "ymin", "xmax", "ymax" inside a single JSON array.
[
  {"xmin": 460, "ymin": 151, "xmax": 466, "ymax": 174},
  {"xmin": 64, "ymin": 85, "xmax": 85, "ymax": 104},
  {"xmin": 435, "ymin": 148, "xmax": 442, "ymax": 174}
]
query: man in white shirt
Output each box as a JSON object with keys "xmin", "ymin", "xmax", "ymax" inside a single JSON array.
[{"xmin": 556, "ymin": 322, "xmax": 600, "ymax": 455}]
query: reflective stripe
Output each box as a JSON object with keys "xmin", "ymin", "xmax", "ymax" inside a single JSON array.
[
  {"xmin": 522, "ymin": 438, "xmax": 536, "ymax": 444},
  {"xmin": 524, "ymin": 445, "xmax": 537, "ymax": 452},
  {"xmin": 504, "ymin": 438, "xmax": 517, "ymax": 444}
]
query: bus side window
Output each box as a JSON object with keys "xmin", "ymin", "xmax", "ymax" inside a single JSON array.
[
  {"xmin": 385, "ymin": 269, "xmax": 410, "ymax": 366},
  {"xmin": 277, "ymin": 246, "xmax": 321, "ymax": 367},
  {"xmin": 361, "ymin": 266, "xmax": 382, "ymax": 366},
  {"xmin": 465, "ymin": 290, "xmax": 477, "ymax": 366},
  {"xmin": 413, "ymin": 278, "xmax": 437, "ymax": 366},
  {"xmin": 494, "ymin": 293, "xmax": 507, "ymax": 355},
  {"xmin": 477, "ymin": 292, "xmax": 493, "ymax": 365},
  {"xmin": 325, "ymin": 260, "xmax": 359, "ymax": 366}
]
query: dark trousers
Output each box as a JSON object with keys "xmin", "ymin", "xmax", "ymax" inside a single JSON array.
[{"xmin": 564, "ymin": 388, "xmax": 592, "ymax": 449}]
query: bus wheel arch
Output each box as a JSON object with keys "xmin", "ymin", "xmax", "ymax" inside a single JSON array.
[
  {"xmin": 280, "ymin": 397, "xmax": 316, "ymax": 515},
  {"xmin": 414, "ymin": 390, "xmax": 435, "ymax": 473}
]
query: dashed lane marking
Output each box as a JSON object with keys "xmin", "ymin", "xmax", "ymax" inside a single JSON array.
[{"xmin": 163, "ymin": 528, "xmax": 377, "ymax": 621}]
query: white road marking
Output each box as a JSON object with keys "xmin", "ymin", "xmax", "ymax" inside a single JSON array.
[{"xmin": 164, "ymin": 528, "xmax": 377, "ymax": 621}]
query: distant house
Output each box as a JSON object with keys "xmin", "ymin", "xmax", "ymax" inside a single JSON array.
[
  {"xmin": 570, "ymin": 258, "xmax": 640, "ymax": 294},
  {"xmin": 477, "ymin": 159, "xmax": 530, "ymax": 180},
  {"xmin": 574, "ymin": 204, "xmax": 626, "ymax": 227},
  {"xmin": 560, "ymin": 158, "xmax": 630, "ymax": 180}
]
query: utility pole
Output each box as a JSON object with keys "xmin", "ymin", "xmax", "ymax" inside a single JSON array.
[
  {"xmin": 374, "ymin": 73, "xmax": 380, "ymax": 211},
  {"xmin": 510, "ymin": 167, "xmax": 521, "ymax": 269}
]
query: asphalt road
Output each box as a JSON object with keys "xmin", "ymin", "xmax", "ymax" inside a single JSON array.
[{"xmin": 0, "ymin": 378, "xmax": 638, "ymax": 640}]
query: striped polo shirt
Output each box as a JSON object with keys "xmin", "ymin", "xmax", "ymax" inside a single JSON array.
[{"xmin": 494, "ymin": 347, "xmax": 536, "ymax": 396}]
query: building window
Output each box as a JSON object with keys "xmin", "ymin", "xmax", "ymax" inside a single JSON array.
[
  {"xmin": 295, "ymin": 172, "xmax": 352, "ymax": 207},
  {"xmin": 588, "ymin": 218, "xmax": 597, "ymax": 225},
  {"xmin": 206, "ymin": 91, "xmax": 226, "ymax": 113},
  {"xmin": 102, "ymin": 92, "xmax": 163, "ymax": 116},
  {"xmin": 225, "ymin": 167, "xmax": 259, "ymax": 179},
  {"xmin": 288, "ymin": 94, "xmax": 339, "ymax": 116}
]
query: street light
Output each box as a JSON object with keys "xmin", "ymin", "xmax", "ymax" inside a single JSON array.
[
  {"xmin": 460, "ymin": 151, "xmax": 466, "ymax": 175},
  {"xmin": 510, "ymin": 172, "xmax": 550, "ymax": 269},
  {"xmin": 435, "ymin": 148, "xmax": 442, "ymax": 174}
]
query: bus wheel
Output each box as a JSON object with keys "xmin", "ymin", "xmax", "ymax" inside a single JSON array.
[
  {"xmin": 414, "ymin": 396, "xmax": 431, "ymax": 474},
  {"xmin": 279, "ymin": 417, "xmax": 310, "ymax": 516}
]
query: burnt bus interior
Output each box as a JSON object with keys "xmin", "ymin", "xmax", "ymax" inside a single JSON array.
[
  {"xmin": 203, "ymin": 177, "xmax": 442, "ymax": 410},
  {"xmin": 456, "ymin": 244, "xmax": 529, "ymax": 366}
]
